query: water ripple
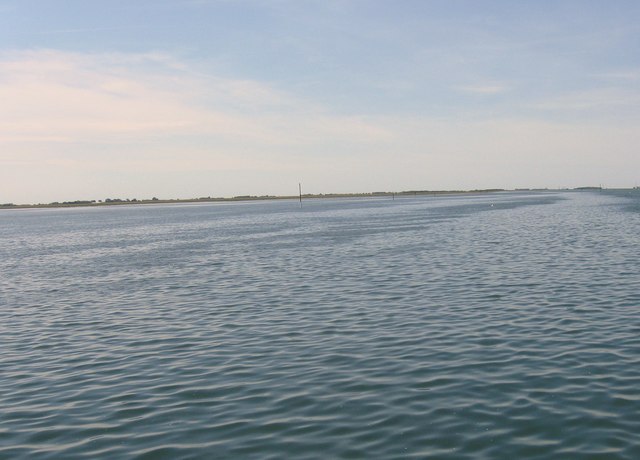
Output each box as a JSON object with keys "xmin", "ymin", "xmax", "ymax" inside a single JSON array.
[{"xmin": 1, "ymin": 192, "xmax": 640, "ymax": 458}]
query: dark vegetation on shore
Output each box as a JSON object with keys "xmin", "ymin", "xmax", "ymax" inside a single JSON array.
[
  {"xmin": 2, "ymin": 189, "xmax": 505, "ymax": 209},
  {"xmin": 0, "ymin": 187, "xmax": 608, "ymax": 210}
]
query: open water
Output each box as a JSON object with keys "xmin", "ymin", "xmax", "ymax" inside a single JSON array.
[{"xmin": 1, "ymin": 190, "xmax": 639, "ymax": 459}]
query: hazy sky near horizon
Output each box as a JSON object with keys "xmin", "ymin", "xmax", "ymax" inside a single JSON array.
[{"xmin": 1, "ymin": 0, "xmax": 639, "ymax": 203}]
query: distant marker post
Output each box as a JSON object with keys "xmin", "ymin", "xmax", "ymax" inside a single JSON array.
[{"xmin": 299, "ymin": 183, "xmax": 302, "ymax": 207}]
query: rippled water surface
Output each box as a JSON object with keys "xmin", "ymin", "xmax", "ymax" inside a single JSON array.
[{"xmin": 1, "ymin": 191, "xmax": 640, "ymax": 459}]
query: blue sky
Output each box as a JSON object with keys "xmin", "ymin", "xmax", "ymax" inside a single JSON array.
[{"xmin": 1, "ymin": 1, "xmax": 639, "ymax": 203}]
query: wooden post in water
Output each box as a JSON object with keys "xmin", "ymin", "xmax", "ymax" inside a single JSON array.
[{"xmin": 299, "ymin": 183, "xmax": 302, "ymax": 207}]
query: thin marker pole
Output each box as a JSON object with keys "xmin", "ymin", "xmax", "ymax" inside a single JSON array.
[{"xmin": 299, "ymin": 183, "xmax": 302, "ymax": 207}]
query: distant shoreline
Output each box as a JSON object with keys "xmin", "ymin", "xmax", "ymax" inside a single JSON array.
[{"xmin": 0, "ymin": 187, "xmax": 608, "ymax": 210}]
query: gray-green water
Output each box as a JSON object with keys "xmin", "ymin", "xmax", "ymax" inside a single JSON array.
[{"xmin": 1, "ymin": 191, "xmax": 639, "ymax": 459}]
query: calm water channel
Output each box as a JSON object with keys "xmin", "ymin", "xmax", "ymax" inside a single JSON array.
[{"xmin": 1, "ymin": 190, "xmax": 639, "ymax": 459}]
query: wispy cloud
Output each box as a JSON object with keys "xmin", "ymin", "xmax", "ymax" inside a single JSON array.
[
  {"xmin": 35, "ymin": 25, "xmax": 171, "ymax": 35},
  {"xmin": 1, "ymin": 49, "xmax": 639, "ymax": 202},
  {"xmin": 0, "ymin": 45, "xmax": 400, "ymax": 196},
  {"xmin": 0, "ymin": 50, "xmax": 392, "ymax": 146},
  {"xmin": 593, "ymin": 70, "xmax": 640, "ymax": 81},
  {"xmin": 454, "ymin": 84, "xmax": 508, "ymax": 95},
  {"xmin": 530, "ymin": 88, "xmax": 640, "ymax": 112}
]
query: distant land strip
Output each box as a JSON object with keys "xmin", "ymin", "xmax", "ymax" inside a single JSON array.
[{"xmin": 0, "ymin": 187, "xmax": 608, "ymax": 210}]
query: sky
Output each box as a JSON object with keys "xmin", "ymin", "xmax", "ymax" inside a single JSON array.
[{"xmin": 1, "ymin": 0, "xmax": 639, "ymax": 203}]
